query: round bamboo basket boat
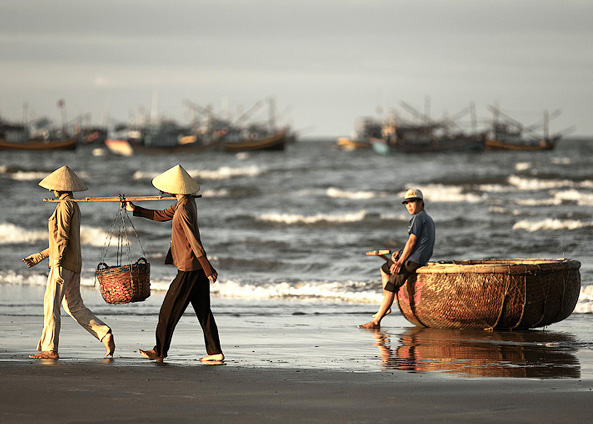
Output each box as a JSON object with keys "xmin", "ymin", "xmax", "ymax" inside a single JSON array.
[{"xmin": 395, "ymin": 258, "xmax": 581, "ymax": 330}]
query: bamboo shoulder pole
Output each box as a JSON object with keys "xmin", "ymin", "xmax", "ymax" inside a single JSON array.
[{"xmin": 43, "ymin": 194, "xmax": 202, "ymax": 202}]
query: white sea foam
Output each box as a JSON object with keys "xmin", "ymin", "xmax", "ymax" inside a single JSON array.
[
  {"xmin": 133, "ymin": 165, "xmax": 264, "ymax": 182},
  {"xmin": 0, "ymin": 223, "xmax": 47, "ymax": 244},
  {"xmin": 515, "ymin": 162, "xmax": 532, "ymax": 171},
  {"xmin": 575, "ymin": 285, "xmax": 593, "ymax": 313},
  {"xmin": 478, "ymin": 184, "xmax": 501, "ymax": 192},
  {"xmin": 201, "ymin": 188, "xmax": 230, "ymax": 198},
  {"xmin": 326, "ymin": 187, "xmax": 389, "ymax": 200},
  {"xmin": 210, "ymin": 279, "xmax": 383, "ymax": 304},
  {"xmin": 551, "ymin": 157, "xmax": 572, "ymax": 165},
  {"xmin": 513, "ymin": 219, "xmax": 592, "ymax": 232},
  {"xmin": 0, "ymin": 222, "xmax": 110, "ymax": 246},
  {"xmin": 80, "ymin": 225, "xmax": 113, "ymax": 247},
  {"xmin": 408, "ymin": 185, "xmax": 486, "ymax": 203},
  {"xmin": 258, "ymin": 210, "xmax": 367, "ymax": 225},
  {"xmin": 508, "ymin": 175, "xmax": 574, "ymax": 191},
  {"xmin": 1, "ymin": 170, "xmax": 91, "ymax": 181}
]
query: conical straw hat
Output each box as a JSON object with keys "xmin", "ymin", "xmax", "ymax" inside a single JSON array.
[
  {"xmin": 152, "ymin": 164, "xmax": 200, "ymax": 195},
  {"xmin": 39, "ymin": 165, "xmax": 88, "ymax": 192}
]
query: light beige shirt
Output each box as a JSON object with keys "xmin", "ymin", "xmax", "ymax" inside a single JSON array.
[{"xmin": 40, "ymin": 193, "xmax": 82, "ymax": 273}]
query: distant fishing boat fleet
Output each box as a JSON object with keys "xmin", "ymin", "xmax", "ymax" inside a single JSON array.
[
  {"xmin": 337, "ymin": 101, "xmax": 573, "ymax": 154},
  {"xmin": 1, "ymin": 97, "xmax": 572, "ymax": 154},
  {"xmin": 0, "ymin": 98, "xmax": 293, "ymax": 154}
]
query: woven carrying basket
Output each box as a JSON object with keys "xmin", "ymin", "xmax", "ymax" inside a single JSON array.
[
  {"xmin": 96, "ymin": 257, "xmax": 150, "ymax": 304},
  {"xmin": 396, "ymin": 258, "xmax": 581, "ymax": 330}
]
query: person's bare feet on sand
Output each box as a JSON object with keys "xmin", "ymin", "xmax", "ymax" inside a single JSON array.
[
  {"xmin": 357, "ymin": 321, "xmax": 380, "ymax": 329},
  {"xmin": 29, "ymin": 350, "xmax": 59, "ymax": 359},
  {"xmin": 200, "ymin": 353, "xmax": 224, "ymax": 364},
  {"xmin": 102, "ymin": 332, "xmax": 115, "ymax": 357},
  {"xmin": 138, "ymin": 348, "xmax": 164, "ymax": 363}
]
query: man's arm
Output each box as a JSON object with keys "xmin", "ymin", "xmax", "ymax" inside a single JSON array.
[
  {"xmin": 391, "ymin": 233, "xmax": 417, "ymax": 274},
  {"xmin": 179, "ymin": 208, "xmax": 217, "ymax": 282},
  {"xmin": 128, "ymin": 202, "xmax": 176, "ymax": 222}
]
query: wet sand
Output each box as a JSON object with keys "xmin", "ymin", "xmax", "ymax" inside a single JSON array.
[
  {"xmin": 1, "ymin": 312, "xmax": 593, "ymax": 423},
  {"xmin": 1, "ymin": 359, "xmax": 593, "ymax": 424}
]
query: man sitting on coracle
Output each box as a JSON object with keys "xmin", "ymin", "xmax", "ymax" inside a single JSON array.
[{"xmin": 359, "ymin": 188, "xmax": 435, "ymax": 329}]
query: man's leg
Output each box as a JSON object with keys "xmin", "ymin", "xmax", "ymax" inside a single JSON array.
[
  {"xmin": 31, "ymin": 267, "xmax": 65, "ymax": 358},
  {"xmin": 143, "ymin": 271, "xmax": 194, "ymax": 360},
  {"xmin": 62, "ymin": 270, "xmax": 114, "ymax": 356},
  {"xmin": 189, "ymin": 270, "xmax": 223, "ymax": 362}
]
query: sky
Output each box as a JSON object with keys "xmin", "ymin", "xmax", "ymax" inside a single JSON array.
[{"xmin": 1, "ymin": 0, "xmax": 592, "ymax": 138}]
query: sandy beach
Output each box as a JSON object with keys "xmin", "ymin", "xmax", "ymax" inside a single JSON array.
[{"xmin": 2, "ymin": 286, "xmax": 593, "ymax": 423}]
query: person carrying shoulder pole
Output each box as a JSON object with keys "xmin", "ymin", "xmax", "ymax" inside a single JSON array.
[
  {"xmin": 23, "ymin": 165, "xmax": 115, "ymax": 359},
  {"xmin": 123, "ymin": 164, "xmax": 223, "ymax": 363},
  {"xmin": 358, "ymin": 188, "xmax": 436, "ymax": 329}
]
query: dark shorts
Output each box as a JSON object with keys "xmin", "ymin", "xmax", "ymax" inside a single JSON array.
[{"xmin": 381, "ymin": 260, "xmax": 422, "ymax": 293}]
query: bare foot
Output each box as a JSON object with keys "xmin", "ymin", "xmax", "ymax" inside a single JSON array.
[
  {"xmin": 200, "ymin": 353, "xmax": 224, "ymax": 363},
  {"xmin": 357, "ymin": 321, "xmax": 380, "ymax": 329},
  {"xmin": 103, "ymin": 332, "xmax": 115, "ymax": 357},
  {"xmin": 138, "ymin": 348, "xmax": 164, "ymax": 363},
  {"xmin": 29, "ymin": 350, "xmax": 59, "ymax": 359}
]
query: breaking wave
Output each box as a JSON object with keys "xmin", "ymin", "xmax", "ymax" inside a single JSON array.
[
  {"xmin": 513, "ymin": 219, "xmax": 593, "ymax": 232},
  {"xmin": 133, "ymin": 165, "xmax": 265, "ymax": 182},
  {"xmin": 326, "ymin": 187, "xmax": 389, "ymax": 200},
  {"xmin": 0, "ymin": 222, "xmax": 110, "ymax": 247},
  {"xmin": 257, "ymin": 210, "xmax": 367, "ymax": 225}
]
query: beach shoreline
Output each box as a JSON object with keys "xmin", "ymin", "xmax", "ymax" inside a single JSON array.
[
  {"xmin": 2, "ymin": 307, "xmax": 593, "ymax": 423},
  {"xmin": 1, "ymin": 359, "xmax": 592, "ymax": 423}
]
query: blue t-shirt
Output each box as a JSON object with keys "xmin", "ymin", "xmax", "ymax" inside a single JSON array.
[{"xmin": 407, "ymin": 209, "xmax": 435, "ymax": 265}]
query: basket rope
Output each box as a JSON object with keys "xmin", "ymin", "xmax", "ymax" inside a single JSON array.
[{"xmin": 98, "ymin": 196, "xmax": 146, "ymax": 266}]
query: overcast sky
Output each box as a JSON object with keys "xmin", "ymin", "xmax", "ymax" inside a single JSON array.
[{"xmin": 1, "ymin": 0, "xmax": 592, "ymax": 137}]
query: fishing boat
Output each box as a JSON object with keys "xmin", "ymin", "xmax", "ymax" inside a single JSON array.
[
  {"xmin": 370, "ymin": 129, "xmax": 486, "ymax": 155},
  {"xmin": 0, "ymin": 121, "xmax": 77, "ymax": 151},
  {"xmin": 350, "ymin": 102, "xmax": 486, "ymax": 154},
  {"xmin": 224, "ymin": 128, "xmax": 288, "ymax": 152},
  {"xmin": 104, "ymin": 120, "xmax": 225, "ymax": 155},
  {"xmin": 335, "ymin": 137, "xmax": 371, "ymax": 151},
  {"xmin": 485, "ymin": 106, "xmax": 568, "ymax": 151},
  {"xmin": 0, "ymin": 138, "xmax": 77, "ymax": 151},
  {"xmin": 396, "ymin": 258, "xmax": 581, "ymax": 330}
]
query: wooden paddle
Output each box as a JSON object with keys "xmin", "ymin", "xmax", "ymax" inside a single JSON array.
[{"xmin": 365, "ymin": 249, "xmax": 391, "ymax": 261}]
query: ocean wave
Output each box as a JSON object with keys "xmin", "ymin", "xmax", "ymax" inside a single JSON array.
[
  {"xmin": 257, "ymin": 210, "xmax": 367, "ymax": 225},
  {"xmin": 0, "ymin": 223, "xmax": 46, "ymax": 244},
  {"xmin": 326, "ymin": 187, "xmax": 389, "ymax": 200},
  {"xmin": 509, "ymin": 175, "xmax": 576, "ymax": 191},
  {"xmin": 409, "ymin": 184, "xmax": 486, "ymax": 203},
  {"xmin": 575, "ymin": 285, "xmax": 593, "ymax": 313},
  {"xmin": 515, "ymin": 162, "xmax": 532, "ymax": 171},
  {"xmin": 0, "ymin": 168, "xmax": 91, "ymax": 181},
  {"xmin": 201, "ymin": 188, "xmax": 230, "ymax": 198},
  {"xmin": 513, "ymin": 219, "xmax": 593, "ymax": 232},
  {"xmin": 133, "ymin": 165, "xmax": 264, "ymax": 182},
  {"xmin": 2, "ymin": 270, "xmax": 593, "ymax": 312},
  {"xmin": 0, "ymin": 222, "xmax": 110, "ymax": 247},
  {"xmin": 210, "ymin": 279, "xmax": 383, "ymax": 304}
]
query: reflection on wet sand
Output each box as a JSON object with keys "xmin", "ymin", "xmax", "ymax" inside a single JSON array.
[{"xmin": 364, "ymin": 327, "xmax": 580, "ymax": 378}]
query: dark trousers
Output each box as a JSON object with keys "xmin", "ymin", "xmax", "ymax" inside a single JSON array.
[
  {"xmin": 381, "ymin": 260, "xmax": 422, "ymax": 293},
  {"xmin": 154, "ymin": 269, "xmax": 222, "ymax": 357}
]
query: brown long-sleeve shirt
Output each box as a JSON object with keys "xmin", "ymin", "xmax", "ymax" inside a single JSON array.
[
  {"xmin": 133, "ymin": 196, "xmax": 210, "ymax": 272},
  {"xmin": 39, "ymin": 193, "xmax": 82, "ymax": 273}
]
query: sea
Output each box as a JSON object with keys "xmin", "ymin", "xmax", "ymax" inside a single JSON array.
[{"xmin": 1, "ymin": 137, "xmax": 593, "ymax": 375}]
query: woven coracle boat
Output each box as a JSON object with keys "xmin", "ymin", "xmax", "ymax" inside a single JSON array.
[{"xmin": 396, "ymin": 258, "xmax": 581, "ymax": 330}]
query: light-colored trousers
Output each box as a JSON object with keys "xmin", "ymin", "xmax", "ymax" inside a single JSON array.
[{"xmin": 36, "ymin": 266, "xmax": 111, "ymax": 352}]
